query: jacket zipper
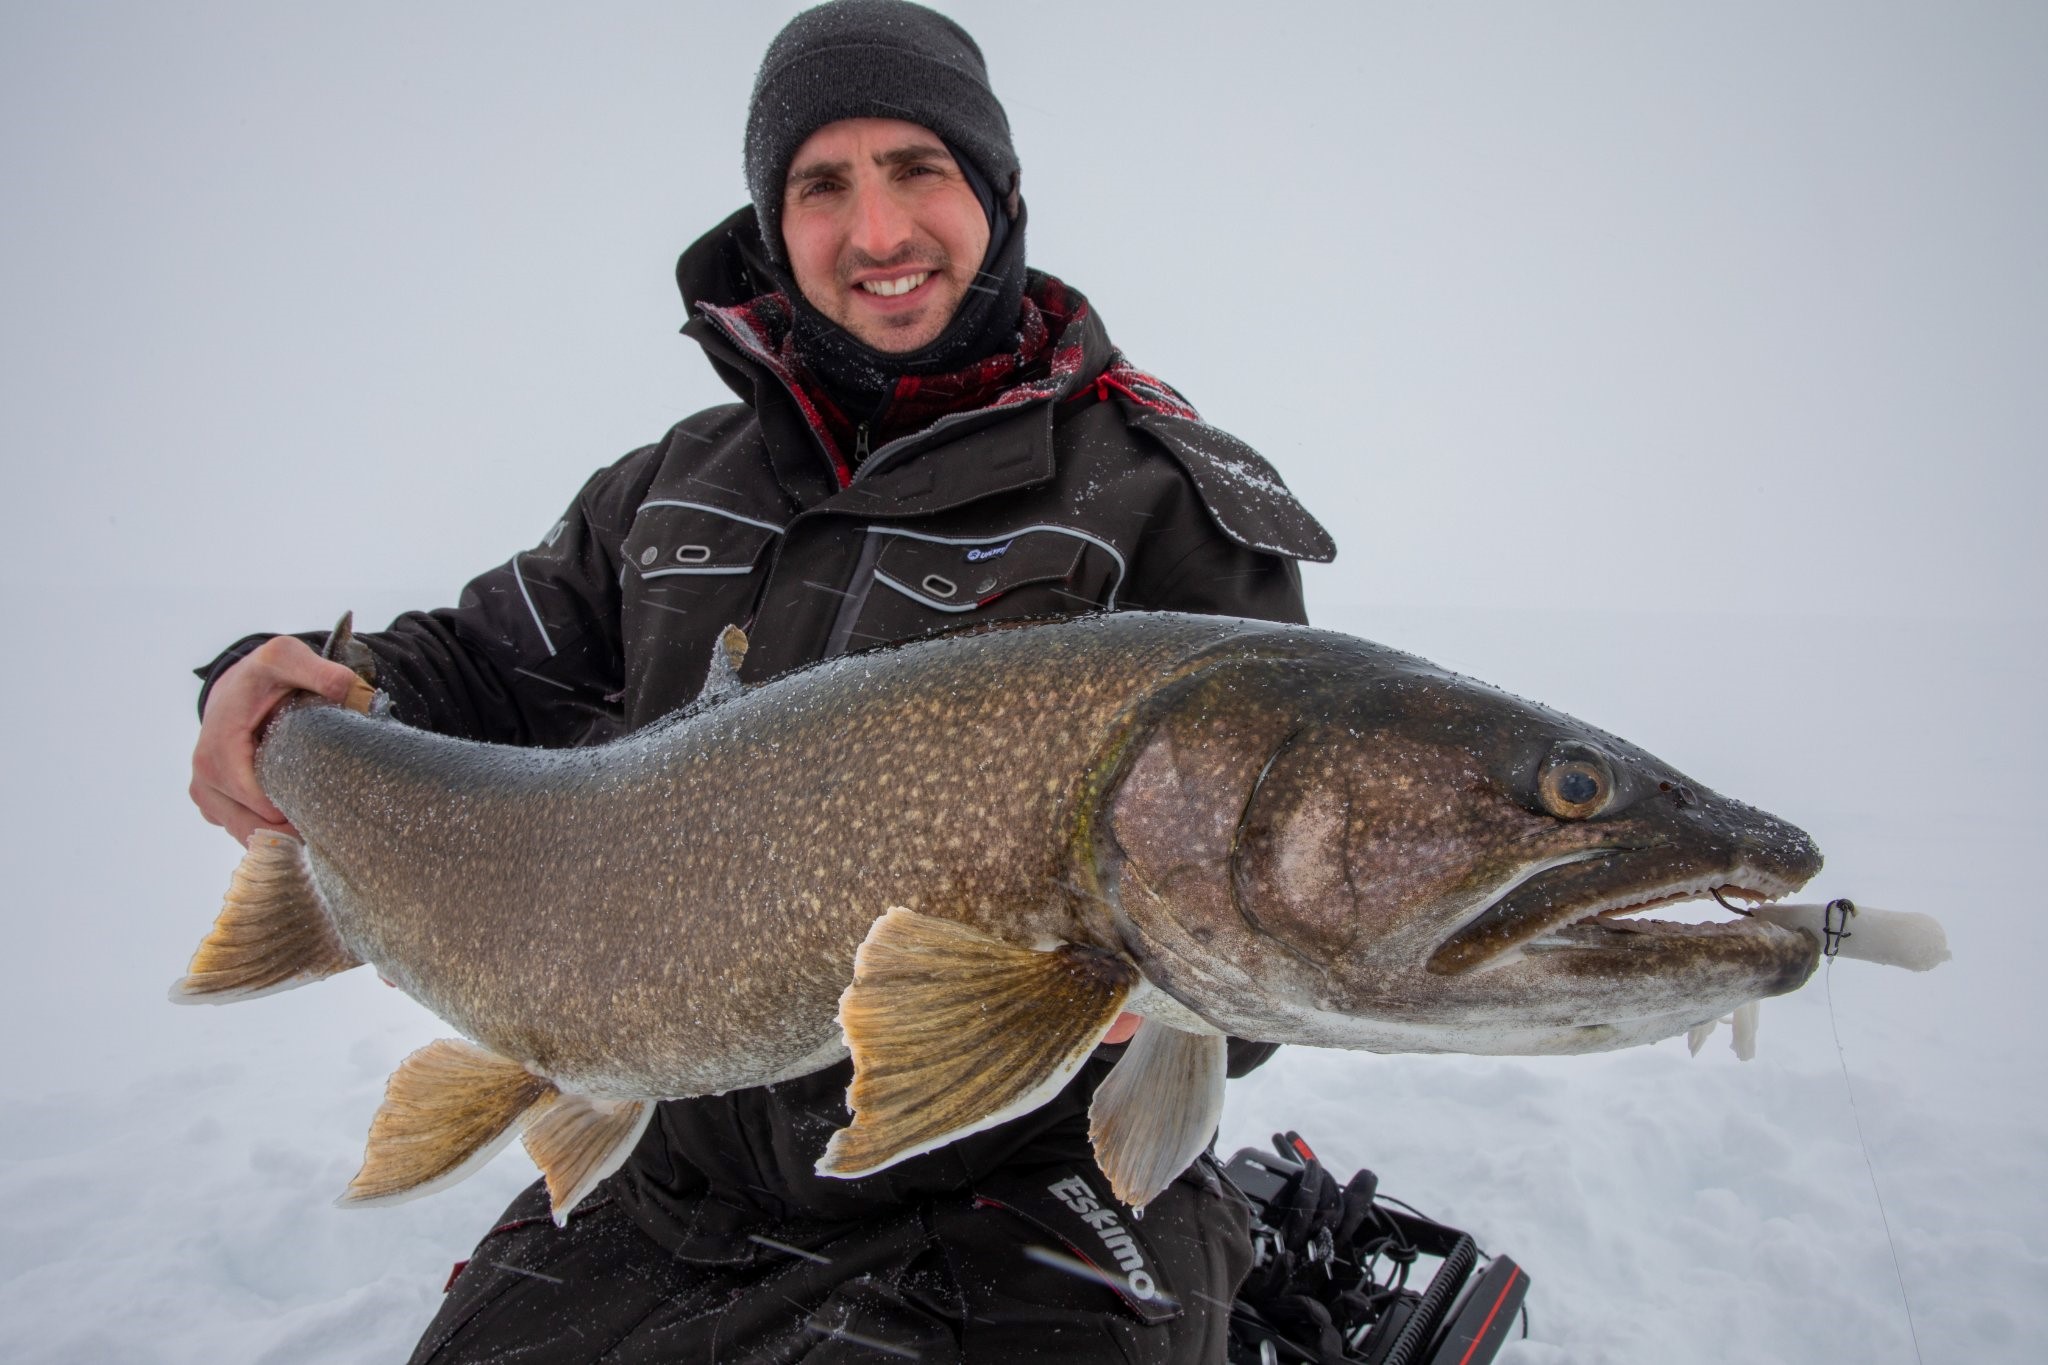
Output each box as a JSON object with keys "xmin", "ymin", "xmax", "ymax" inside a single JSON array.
[
  {"xmin": 694, "ymin": 304, "xmax": 1059, "ymax": 489},
  {"xmin": 851, "ymin": 402, "xmax": 1050, "ymax": 486}
]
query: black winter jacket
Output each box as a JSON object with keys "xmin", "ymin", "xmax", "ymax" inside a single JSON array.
[{"xmin": 199, "ymin": 208, "xmax": 1336, "ymax": 1253}]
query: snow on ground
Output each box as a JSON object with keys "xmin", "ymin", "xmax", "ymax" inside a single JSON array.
[{"xmin": 2, "ymin": 591, "xmax": 2040, "ymax": 1364}]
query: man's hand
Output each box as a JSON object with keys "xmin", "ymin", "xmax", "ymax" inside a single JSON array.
[
  {"xmin": 1102, "ymin": 1013, "xmax": 1141, "ymax": 1045},
  {"xmin": 190, "ymin": 636, "xmax": 361, "ymax": 845}
]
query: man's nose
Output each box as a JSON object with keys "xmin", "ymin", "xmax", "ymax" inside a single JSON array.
[{"xmin": 847, "ymin": 180, "xmax": 914, "ymax": 259}]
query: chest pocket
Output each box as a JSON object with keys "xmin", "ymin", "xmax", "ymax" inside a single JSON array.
[
  {"xmin": 841, "ymin": 526, "xmax": 1122, "ymax": 652},
  {"xmin": 871, "ymin": 529, "xmax": 1090, "ymax": 612},
  {"xmin": 622, "ymin": 501, "xmax": 783, "ymax": 584}
]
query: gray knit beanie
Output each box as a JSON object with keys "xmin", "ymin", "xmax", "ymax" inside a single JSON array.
[{"xmin": 745, "ymin": 0, "xmax": 1020, "ymax": 265}]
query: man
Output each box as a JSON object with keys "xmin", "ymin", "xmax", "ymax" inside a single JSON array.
[{"xmin": 190, "ymin": 3, "xmax": 1333, "ymax": 1359}]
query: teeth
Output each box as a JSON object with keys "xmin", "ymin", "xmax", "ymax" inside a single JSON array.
[
  {"xmin": 1589, "ymin": 881, "xmax": 1779, "ymax": 927},
  {"xmin": 859, "ymin": 273, "xmax": 929, "ymax": 297}
]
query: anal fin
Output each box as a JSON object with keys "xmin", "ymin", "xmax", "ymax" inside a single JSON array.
[
  {"xmin": 523, "ymin": 1094, "xmax": 652, "ymax": 1223},
  {"xmin": 1088, "ymin": 1020, "xmax": 1226, "ymax": 1208},
  {"xmin": 340, "ymin": 1039, "xmax": 555, "ymax": 1207},
  {"xmin": 170, "ymin": 830, "xmax": 363, "ymax": 1003},
  {"xmin": 818, "ymin": 908, "xmax": 1138, "ymax": 1180}
]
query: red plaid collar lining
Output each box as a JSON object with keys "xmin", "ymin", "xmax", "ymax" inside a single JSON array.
[{"xmin": 696, "ymin": 274, "xmax": 1198, "ymax": 488}]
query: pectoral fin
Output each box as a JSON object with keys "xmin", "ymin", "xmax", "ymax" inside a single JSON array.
[
  {"xmin": 1088, "ymin": 1020, "xmax": 1227, "ymax": 1208},
  {"xmin": 1686, "ymin": 1019, "xmax": 1715, "ymax": 1055},
  {"xmin": 522, "ymin": 1094, "xmax": 651, "ymax": 1223},
  {"xmin": 819, "ymin": 908, "xmax": 1138, "ymax": 1180},
  {"xmin": 340, "ymin": 1039, "xmax": 555, "ymax": 1207},
  {"xmin": 1730, "ymin": 1000, "xmax": 1760, "ymax": 1061},
  {"xmin": 170, "ymin": 830, "xmax": 362, "ymax": 1003}
]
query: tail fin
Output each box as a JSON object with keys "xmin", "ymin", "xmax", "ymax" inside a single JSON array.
[{"xmin": 170, "ymin": 830, "xmax": 363, "ymax": 1003}]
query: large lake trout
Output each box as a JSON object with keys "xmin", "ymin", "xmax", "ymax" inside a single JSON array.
[{"xmin": 176, "ymin": 611, "xmax": 1848, "ymax": 1216}]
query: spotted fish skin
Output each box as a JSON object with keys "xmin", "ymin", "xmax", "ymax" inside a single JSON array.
[
  {"xmin": 255, "ymin": 613, "xmax": 1255, "ymax": 1099},
  {"xmin": 181, "ymin": 609, "xmax": 1829, "ymax": 1212}
]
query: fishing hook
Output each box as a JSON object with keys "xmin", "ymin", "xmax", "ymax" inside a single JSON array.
[{"xmin": 1710, "ymin": 888, "xmax": 1754, "ymax": 916}]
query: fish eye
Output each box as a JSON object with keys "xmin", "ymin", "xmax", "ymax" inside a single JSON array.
[{"xmin": 1538, "ymin": 748, "xmax": 1613, "ymax": 820}]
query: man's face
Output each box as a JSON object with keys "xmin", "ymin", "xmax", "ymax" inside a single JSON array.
[{"xmin": 781, "ymin": 118, "xmax": 992, "ymax": 354}]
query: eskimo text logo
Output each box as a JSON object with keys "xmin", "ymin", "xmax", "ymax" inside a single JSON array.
[{"xmin": 1046, "ymin": 1174, "xmax": 1158, "ymax": 1300}]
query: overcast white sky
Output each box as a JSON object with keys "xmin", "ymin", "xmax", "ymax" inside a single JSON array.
[{"xmin": 3, "ymin": 1, "xmax": 2042, "ymax": 625}]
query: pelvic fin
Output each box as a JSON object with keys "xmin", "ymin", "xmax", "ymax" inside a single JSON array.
[{"xmin": 523, "ymin": 1093, "xmax": 652, "ymax": 1223}]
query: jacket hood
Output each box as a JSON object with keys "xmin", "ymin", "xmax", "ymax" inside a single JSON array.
[
  {"xmin": 673, "ymin": 207, "xmax": 785, "ymax": 405},
  {"xmin": 677, "ymin": 205, "xmax": 1122, "ymax": 416},
  {"xmin": 676, "ymin": 205, "xmax": 787, "ymax": 313},
  {"xmin": 676, "ymin": 204, "xmax": 1033, "ymax": 414}
]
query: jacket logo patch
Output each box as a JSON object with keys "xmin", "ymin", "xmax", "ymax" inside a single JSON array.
[
  {"xmin": 965, "ymin": 541, "xmax": 1013, "ymax": 563},
  {"xmin": 1046, "ymin": 1174, "xmax": 1158, "ymax": 1301}
]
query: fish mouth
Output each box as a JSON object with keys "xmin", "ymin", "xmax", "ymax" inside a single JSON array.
[{"xmin": 1428, "ymin": 847, "xmax": 1820, "ymax": 976}]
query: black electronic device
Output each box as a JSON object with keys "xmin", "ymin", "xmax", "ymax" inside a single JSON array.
[{"xmin": 1222, "ymin": 1133, "xmax": 1529, "ymax": 1365}]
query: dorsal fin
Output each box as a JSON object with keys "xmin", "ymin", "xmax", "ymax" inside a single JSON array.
[{"xmin": 696, "ymin": 624, "xmax": 750, "ymax": 707}]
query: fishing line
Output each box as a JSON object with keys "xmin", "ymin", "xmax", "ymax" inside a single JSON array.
[{"xmin": 1821, "ymin": 898, "xmax": 1925, "ymax": 1365}]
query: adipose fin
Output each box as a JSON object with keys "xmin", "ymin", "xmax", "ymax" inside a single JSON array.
[{"xmin": 320, "ymin": 610, "xmax": 380, "ymax": 713}]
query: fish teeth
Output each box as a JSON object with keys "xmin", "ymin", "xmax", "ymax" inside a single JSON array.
[{"xmin": 1584, "ymin": 870, "xmax": 1796, "ymax": 928}]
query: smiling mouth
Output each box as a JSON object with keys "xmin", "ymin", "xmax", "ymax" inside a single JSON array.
[
  {"xmin": 1429, "ymin": 850, "xmax": 1818, "ymax": 975},
  {"xmin": 858, "ymin": 272, "xmax": 931, "ymax": 298}
]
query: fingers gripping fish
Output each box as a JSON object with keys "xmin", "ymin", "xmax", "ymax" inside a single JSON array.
[{"xmin": 172, "ymin": 611, "xmax": 1900, "ymax": 1219}]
